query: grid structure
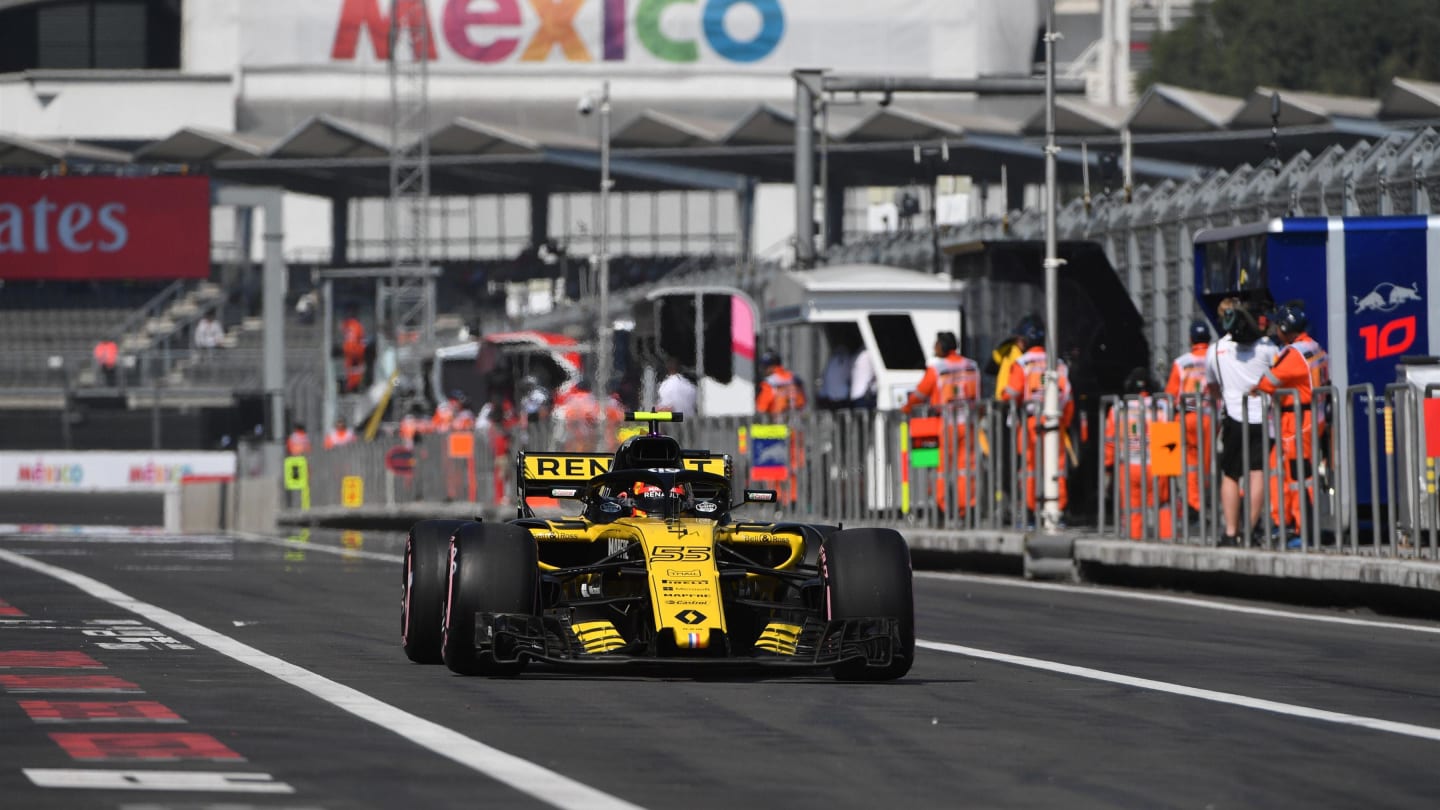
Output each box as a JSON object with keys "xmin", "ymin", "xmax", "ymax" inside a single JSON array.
[{"xmin": 385, "ymin": 0, "xmax": 437, "ymax": 356}]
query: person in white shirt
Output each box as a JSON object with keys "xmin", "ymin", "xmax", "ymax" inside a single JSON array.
[
  {"xmin": 850, "ymin": 344, "xmax": 877, "ymax": 408},
  {"xmin": 656, "ymin": 355, "xmax": 697, "ymax": 416},
  {"xmin": 1204, "ymin": 298, "xmax": 1279, "ymax": 547},
  {"xmin": 193, "ymin": 314, "xmax": 225, "ymax": 357}
]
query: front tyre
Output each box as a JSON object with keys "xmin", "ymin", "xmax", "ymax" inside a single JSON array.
[
  {"xmin": 402, "ymin": 520, "xmax": 471, "ymax": 664},
  {"xmin": 442, "ymin": 522, "xmax": 538, "ymax": 676},
  {"xmin": 822, "ymin": 527, "xmax": 915, "ymax": 681}
]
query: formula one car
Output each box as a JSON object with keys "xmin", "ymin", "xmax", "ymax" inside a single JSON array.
[{"xmin": 401, "ymin": 412, "xmax": 914, "ymax": 680}]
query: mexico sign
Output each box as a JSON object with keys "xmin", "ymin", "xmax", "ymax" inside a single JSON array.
[
  {"xmin": 0, "ymin": 177, "xmax": 210, "ymax": 281},
  {"xmin": 231, "ymin": 0, "xmax": 1035, "ymax": 78},
  {"xmin": 332, "ymin": 0, "xmax": 784, "ymax": 65}
]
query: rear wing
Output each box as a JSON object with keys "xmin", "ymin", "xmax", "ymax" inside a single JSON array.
[{"xmin": 515, "ymin": 450, "xmax": 732, "ymax": 518}]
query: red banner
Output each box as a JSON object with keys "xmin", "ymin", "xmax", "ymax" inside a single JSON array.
[{"xmin": 0, "ymin": 176, "xmax": 210, "ymax": 280}]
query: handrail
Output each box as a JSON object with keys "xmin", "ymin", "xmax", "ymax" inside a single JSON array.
[{"xmin": 111, "ymin": 279, "xmax": 188, "ymax": 346}]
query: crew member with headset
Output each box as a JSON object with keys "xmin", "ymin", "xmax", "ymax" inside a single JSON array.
[
  {"xmin": 1205, "ymin": 297, "xmax": 1279, "ymax": 548},
  {"xmin": 902, "ymin": 331, "xmax": 980, "ymax": 515},
  {"xmin": 1255, "ymin": 300, "xmax": 1329, "ymax": 546}
]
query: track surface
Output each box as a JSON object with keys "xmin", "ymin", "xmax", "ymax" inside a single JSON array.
[{"xmin": 2, "ymin": 526, "xmax": 1439, "ymax": 809}]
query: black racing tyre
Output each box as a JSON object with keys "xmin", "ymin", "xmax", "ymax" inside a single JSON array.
[
  {"xmin": 402, "ymin": 520, "xmax": 471, "ymax": 664},
  {"xmin": 822, "ymin": 527, "xmax": 915, "ymax": 681},
  {"xmin": 805, "ymin": 524, "xmax": 841, "ymax": 566},
  {"xmin": 442, "ymin": 521, "xmax": 539, "ymax": 677}
]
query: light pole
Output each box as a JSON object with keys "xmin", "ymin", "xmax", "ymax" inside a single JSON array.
[
  {"xmin": 582, "ymin": 81, "xmax": 614, "ymax": 398},
  {"xmin": 1040, "ymin": 3, "xmax": 1066, "ymax": 532}
]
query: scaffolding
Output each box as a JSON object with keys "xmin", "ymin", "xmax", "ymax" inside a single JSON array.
[{"xmin": 385, "ymin": 0, "xmax": 437, "ymax": 380}]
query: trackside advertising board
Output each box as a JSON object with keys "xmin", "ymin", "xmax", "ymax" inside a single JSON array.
[
  {"xmin": 0, "ymin": 177, "xmax": 210, "ymax": 280},
  {"xmin": 0, "ymin": 452, "xmax": 236, "ymax": 492}
]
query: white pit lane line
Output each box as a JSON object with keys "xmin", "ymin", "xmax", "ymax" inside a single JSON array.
[
  {"xmin": 0, "ymin": 549, "xmax": 647, "ymax": 810},
  {"xmin": 917, "ymin": 570, "xmax": 1440, "ymax": 636},
  {"xmin": 918, "ymin": 640, "xmax": 1440, "ymax": 743}
]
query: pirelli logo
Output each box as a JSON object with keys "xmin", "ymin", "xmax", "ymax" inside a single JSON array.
[{"xmin": 522, "ymin": 454, "xmax": 727, "ymax": 481}]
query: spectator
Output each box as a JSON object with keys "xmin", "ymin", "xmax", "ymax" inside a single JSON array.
[
  {"xmin": 324, "ymin": 417, "xmax": 357, "ymax": 450},
  {"xmin": 193, "ymin": 314, "xmax": 225, "ymax": 357},
  {"xmin": 93, "ymin": 339, "xmax": 118, "ymax": 386},
  {"xmin": 656, "ymin": 355, "xmax": 697, "ymax": 416},
  {"xmin": 285, "ymin": 423, "xmax": 312, "ymax": 456},
  {"xmin": 1205, "ymin": 297, "xmax": 1279, "ymax": 547}
]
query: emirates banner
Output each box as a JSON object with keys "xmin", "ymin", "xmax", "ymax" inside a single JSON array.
[
  {"xmin": 226, "ymin": 0, "xmax": 1039, "ymax": 78},
  {"xmin": 0, "ymin": 176, "xmax": 210, "ymax": 281}
]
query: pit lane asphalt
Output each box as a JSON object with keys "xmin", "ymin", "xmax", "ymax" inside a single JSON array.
[{"xmin": 2, "ymin": 527, "xmax": 1439, "ymax": 809}]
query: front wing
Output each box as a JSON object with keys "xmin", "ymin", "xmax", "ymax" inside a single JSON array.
[{"xmin": 475, "ymin": 612, "xmax": 903, "ymax": 673}]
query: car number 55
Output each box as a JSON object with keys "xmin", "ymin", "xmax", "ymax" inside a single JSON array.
[{"xmin": 650, "ymin": 546, "xmax": 711, "ymax": 562}]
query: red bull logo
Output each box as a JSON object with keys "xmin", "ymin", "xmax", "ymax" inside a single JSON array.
[{"xmin": 1353, "ymin": 282, "xmax": 1423, "ymax": 314}]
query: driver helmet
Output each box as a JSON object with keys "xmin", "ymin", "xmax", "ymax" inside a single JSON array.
[{"xmin": 629, "ymin": 482, "xmax": 665, "ymax": 516}]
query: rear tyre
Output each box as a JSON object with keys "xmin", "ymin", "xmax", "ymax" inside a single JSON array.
[
  {"xmin": 442, "ymin": 522, "xmax": 538, "ymax": 676},
  {"xmin": 402, "ymin": 520, "xmax": 471, "ymax": 664},
  {"xmin": 822, "ymin": 527, "xmax": 915, "ymax": 681}
]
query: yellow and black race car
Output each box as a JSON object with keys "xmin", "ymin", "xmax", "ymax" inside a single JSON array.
[{"xmin": 401, "ymin": 412, "xmax": 913, "ymax": 680}]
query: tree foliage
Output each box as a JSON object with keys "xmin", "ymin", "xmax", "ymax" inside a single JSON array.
[{"xmin": 1141, "ymin": 0, "xmax": 1440, "ymax": 98}]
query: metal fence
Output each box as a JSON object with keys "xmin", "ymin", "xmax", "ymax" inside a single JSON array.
[{"xmin": 295, "ymin": 381, "xmax": 1440, "ymax": 560}]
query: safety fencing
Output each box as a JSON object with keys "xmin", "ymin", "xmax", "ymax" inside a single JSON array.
[
  {"xmin": 288, "ymin": 382, "xmax": 1440, "ymax": 560},
  {"xmin": 282, "ymin": 402, "xmax": 1080, "ymax": 539},
  {"xmin": 1095, "ymin": 381, "xmax": 1440, "ymax": 558}
]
